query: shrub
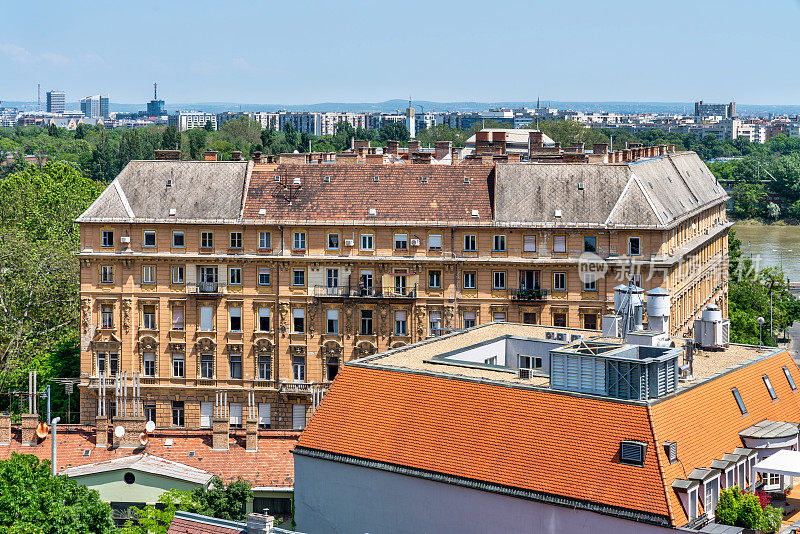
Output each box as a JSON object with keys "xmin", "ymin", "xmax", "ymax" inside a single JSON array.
[
  {"xmin": 716, "ymin": 486, "xmax": 742, "ymax": 525},
  {"xmin": 755, "ymin": 489, "xmax": 771, "ymax": 509},
  {"xmin": 738, "ymin": 493, "xmax": 763, "ymax": 529},
  {"xmin": 760, "ymin": 505, "xmax": 782, "ymax": 533}
]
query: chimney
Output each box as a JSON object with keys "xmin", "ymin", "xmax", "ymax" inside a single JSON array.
[
  {"xmin": 335, "ymin": 152, "xmax": 357, "ymax": 165},
  {"xmin": 266, "ymin": 155, "xmax": 275, "ymax": 164},
  {"xmin": 593, "ymin": 143, "xmax": 608, "ymax": 155},
  {"xmin": 252, "ymin": 151, "xmax": 262, "ymax": 163},
  {"xmin": 203, "ymin": 149, "xmax": 218, "ymax": 162},
  {"xmin": 658, "ymin": 145, "xmax": 667, "ymax": 156},
  {"xmin": 230, "ymin": 150, "xmax": 243, "ymax": 161},
  {"xmin": 213, "ymin": 417, "xmax": 229, "ymax": 450},
  {"xmin": 475, "ymin": 131, "xmax": 490, "ymax": 142},
  {"xmin": 246, "ymin": 513, "xmax": 275, "ymax": 534},
  {"xmin": 668, "ymin": 144, "xmax": 675, "ymax": 153},
  {"xmin": 365, "ymin": 153, "xmax": 384, "ymax": 165},
  {"xmin": 622, "ymin": 149, "xmax": 632, "ymax": 162},
  {"xmin": 386, "ymin": 140, "xmax": 399, "ymax": 156},
  {"xmin": 352, "ymin": 139, "xmax": 369, "ymax": 152},
  {"xmin": 408, "ymin": 140, "xmax": 421, "ymax": 154},
  {"xmin": 112, "ymin": 415, "xmax": 146, "ymax": 448},
  {"xmin": 21, "ymin": 414, "xmax": 39, "ymax": 446},
  {"xmin": 434, "ymin": 141, "xmax": 451, "ymax": 160},
  {"xmin": 412, "ymin": 152, "xmax": 432, "ymax": 164},
  {"xmin": 0, "ymin": 413, "xmax": 10, "ymax": 445},
  {"xmin": 246, "ymin": 418, "xmax": 258, "ymax": 452},
  {"xmin": 155, "ymin": 149, "xmax": 181, "ymax": 161},
  {"xmin": 95, "ymin": 416, "xmax": 109, "ymax": 448},
  {"xmin": 553, "ymin": 142, "xmax": 561, "ymax": 150},
  {"xmin": 529, "ymin": 131, "xmax": 544, "ymax": 149},
  {"xmin": 450, "ymin": 147, "xmax": 460, "ymax": 164}
]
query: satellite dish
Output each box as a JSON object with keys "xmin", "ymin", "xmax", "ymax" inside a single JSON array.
[
  {"xmin": 114, "ymin": 425, "xmax": 125, "ymax": 438},
  {"xmin": 145, "ymin": 421, "xmax": 155, "ymax": 433},
  {"xmin": 35, "ymin": 422, "xmax": 49, "ymax": 439},
  {"xmin": 139, "ymin": 432, "xmax": 149, "ymax": 446}
]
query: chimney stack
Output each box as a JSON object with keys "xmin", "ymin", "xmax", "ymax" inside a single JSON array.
[
  {"xmin": 668, "ymin": 144, "xmax": 675, "ymax": 153},
  {"xmin": 204, "ymin": 149, "xmax": 218, "ymax": 162},
  {"xmin": 246, "ymin": 513, "xmax": 275, "ymax": 534},
  {"xmin": 434, "ymin": 141, "xmax": 452, "ymax": 161},
  {"xmin": 252, "ymin": 151, "xmax": 262, "ymax": 163},
  {"xmin": 266, "ymin": 155, "xmax": 275, "ymax": 164},
  {"xmin": 155, "ymin": 149, "xmax": 181, "ymax": 161},
  {"xmin": 407, "ymin": 140, "xmax": 421, "ymax": 154},
  {"xmin": 230, "ymin": 151, "xmax": 243, "ymax": 161},
  {"xmin": 386, "ymin": 140, "xmax": 399, "ymax": 157},
  {"xmin": 245, "ymin": 391, "xmax": 258, "ymax": 452},
  {"xmin": 352, "ymin": 139, "xmax": 369, "ymax": 152},
  {"xmin": 450, "ymin": 147, "xmax": 460, "ymax": 164},
  {"xmin": 593, "ymin": 143, "xmax": 608, "ymax": 155},
  {"xmin": 529, "ymin": 131, "xmax": 544, "ymax": 149},
  {"xmin": 212, "ymin": 391, "xmax": 229, "ymax": 450},
  {"xmin": 0, "ymin": 413, "xmax": 9, "ymax": 445}
]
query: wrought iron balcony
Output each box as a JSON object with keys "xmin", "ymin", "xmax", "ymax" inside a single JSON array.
[
  {"xmin": 312, "ymin": 284, "xmax": 417, "ymax": 299},
  {"xmin": 510, "ymin": 287, "xmax": 549, "ymax": 301},
  {"xmin": 188, "ymin": 282, "xmax": 226, "ymax": 295}
]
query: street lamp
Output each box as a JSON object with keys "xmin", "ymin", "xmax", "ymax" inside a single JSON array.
[{"xmin": 757, "ymin": 316, "xmax": 765, "ymax": 346}]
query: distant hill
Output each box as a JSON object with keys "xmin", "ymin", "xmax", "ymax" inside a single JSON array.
[{"xmin": 2, "ymin": 99, "xmax": 798, "ymax": 117}]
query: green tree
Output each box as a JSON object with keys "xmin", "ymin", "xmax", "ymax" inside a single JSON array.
[
  {"xmin": 378, "ymin": 121, "xmax": 409, "ymax": 143},
  {"xmin": 737, "ymin": 493, "xmax": 762, "ymax": 529},
  {"xmin": 0, "ymin": 453, "xmax": 114, "ymax": 533},
  {"xmin": 193, "ymin": 477, "xmax": 253, "ymax": 521},
  {"xmin": 122, "ymin": 489, "xmax": 200, "ymax": 534},
  {"xmin": 74, "ymin": 123, "xmax": 86, "ymax": 140},
  {"xmin": 282, "ymin": 123, "xmax": 300, "ymax": 151},
  {"xmin": 204, "ymin": 120, "xmax": 214, "ymax": 132},
  {"xmin": 187, "ymin": 128, "xmax": 208, "ymax": 159},
  {"xmin": 766, "ymin": 201, "xmax": 780, "ymax": 220},
  {"xmin": 730, "ymin": 183, "xmax": 767, "ymax": 219},
  {"xmin": 716, "ymin": 486, "xmax": 742, "ymax": 525},
  {"xmin": 47, "ymin": 123, "xmax": 58, "ymax": 137},
  {"xmin": 161, "ymin": 126, "xmax": 180, "ymax": 150}
]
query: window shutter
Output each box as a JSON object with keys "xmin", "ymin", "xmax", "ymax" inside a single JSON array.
[{"xmin": 620, "ymin": 441, "xmax": 646, "ymax": 466}]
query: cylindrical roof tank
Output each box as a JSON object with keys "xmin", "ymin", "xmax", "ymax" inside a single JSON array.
[
  {"xmin": 614, "ymin": 284, "xmax": 644, "ymax": 313},
  {"xmin": 646, "ymin": 287, "xmax": 671, "ymax": 319},
  {"xmin": 702, "ymin": 304, "xmax": 723, "ymax": 322}
]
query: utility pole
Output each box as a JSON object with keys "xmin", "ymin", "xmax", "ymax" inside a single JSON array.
[{"xmin": 51, "ymin": 417, "xmax": 61, "ymax": 477}]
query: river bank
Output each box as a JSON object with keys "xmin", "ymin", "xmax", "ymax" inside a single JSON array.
[{"xmin": 732, "ymin": 222, "xmax": 800, "ymax": 282}]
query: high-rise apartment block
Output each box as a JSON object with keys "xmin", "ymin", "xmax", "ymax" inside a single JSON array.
[
  {"xmin": 46, "ymin": 90, "xmax": 66, "ymax": 114},
  {"xmin": 694, "ymin": 100, "xmax": 737, "ymax": 119},
  {"xmin": 81, "ymin": 94, "xmax": 109, "ymax": 118}
]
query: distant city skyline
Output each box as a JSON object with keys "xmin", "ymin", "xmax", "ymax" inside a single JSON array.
[{"xmin": 2, "ymin": 0, "xmax": 800, "ymax": 105}]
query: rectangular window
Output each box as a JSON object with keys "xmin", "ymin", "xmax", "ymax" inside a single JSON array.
[
  {"xmin": 229, "ymin": 307, "xmax": 242, "ymax": 332},
  {"xmin": 493, "ymin": 312, "xmax": 506, "ymax": 323},
  {"xmin": 360, "ymin": 310, "xmax": 373, "ymax": 335},
  {"xmin": 327, "ymin": 233, "xmax": 339, "ymax": 250},
  {"xmin": 463, "ymin": 234, "xmax": 477, "ymax": 252},
  {"xmin": 172, "ymin": 401, "xmax": 184, "ymax": 427},
  {"xmin": 327, "ymin": 309, "xmax": 339, "ymax": 334},
  {"xmin": 360, "ymin": 233, "xmax": 374, "ymax": 251},
  {"xmin": 395, "ymin": 310, "xmax": 407, "ymax": 335},
  {"xmin": 763, "ymin": 375, "xmax": 777, "ymax": 400},
  {"xmin": 553, "ymin": 272, "xmax": 566, "ymax": 291},
  {"xmin": 199, "ymin": 266, "xmax": 218, "ymax": 283},
  {"xmin": 258, "ymin": 307, "xmax": 271, "ymax": 332},
  {"xmin": 101, "ymin": 306, "xmax": 114, "ymax": 329},
  {"xmin": 360, "ymin": 270, "xmax": 373, "ymax": 294},
  {"xmin": 143, "ymin": 230, "xmax": 156, "ymax": 247},
  {"xmin": 145, "ymin": 403, "xmax": 156, "ymax": 423},
  {"xmin": 293, "ymin": 403, "xmax": 306, "ymax": 430},
  {"xmin": 200, "ymin": 353, "xmax": 214, "ymax": 379},
  {"xmin": 109, "ymin": 353, "xmax": 119, "ymax": 376},
  {"xmin": 732, "ymin": 387, "xmax": 747, "ymax": 414},
  {"xmin": 143, "ymin": 305, "xmax": 156, "ymax": 330},
  {"xmin": 583, "ymin": 272, "xmax": 597, "ymax": 291},
  {"xmin": 292, "ymin": 355, "xmax": 306, "ymax": 382},
  {"xmin": 429, "ymin": 311, "xmax": 442, "ymax": 336},
  {"xmin": 463, "ymin": 311, "xmax": 476, "ymax": 328},
  {"xmin": 229, "ymin": 354, "xmax": 242, "ymax": 379},
  {"xmin": 428, "ymin": 234, "xmax": 442, "ymax": 250},
  {"xmin": 523, "ymin": 312, "xmax": 537, "ymax": 325},
  {"xmin": 523, "ymin": 235, "xmax": 537, "ymax": 252},
  {"xmin": 199, "ymin": 306, "xmax": 213, "ymax": 331},
  {"xmin": 230, "ymin": 232, "xmax": 242, "ymax": 249},
  {"xmin": 492, "ymin": 235, "xmax": 506, "ymax": 252},
  {"xmin": 493, "ymin": 271, "xmax": 506, "ymax": 290},
  {"xmin": 584, "ymin": 236, "xmax": 597, "ymax": 253},
  {"xmin": 394, "ymin": 233, "xmax": 408, "ymax": 250},
  {"xmin": 101, "ymin": 265, "xmax": 114, "ymax": 283},
  {"xmin": 101, "ymin": 230, "xmax": 114, "ymax": 247},
  {"xmin": 229, "ymin": 267, "xmax": 242, "ymax": 285},
  {"xmin": 258, "ymin": 355, "xmax": 272, "ymax": 380},
  {"xmin": 629, "ymin": 237, "xmax": 641, "ymax": 256},
  {"xmin": 258, "ymin": 267, "xmax": 271, "ymax": 286},
  {"xmin": 258, "ymin": 231, "xmax": 271, "ymax": 249},
  {"xmin": 172, "ymin": 305, "xmax": 184, "ymax": 330},
  {"xmin": 293, "ymin": 232, "xmax": 306, "ymax": 250},
  {"xmin": 553, "ymin": 235, "xmax": 567, "ymax": 253},
  {"xmin": 258, "ymin": 403, "xmax": 271, "ymax": 429},
  {"xmin": 171, "ymin": 266, "xmax": 185, "ymax": 285},
  {"xmin": 172, "ymin": 231, "xmax": 185, "ymax": 248},
  {"xmin": 518, "ymin": 355, "xmax": 543, "ymax": 369},
  {"xmin": 292, "ymin": 269, "xmax": 305, "ymax": 286},
  {"xmin": 142, "ymin": 265, "xmax": 156, "ymax": 284},
  {"xmin": 553, "ymin": 313, "xmax": 567, "ymax": 327},
  {"xmin": 428, "ymin": 270, "xmax": 441, "ymax": 289},
  {"xmin": 200, "ymin": 231, "xmax": 213, "ymax": 248},
  {"xmin": 143, "ymin": 352, "xmax": 155, "ymax": 376},
  {"xmin": 326, "ymin": 268, "xmax": 339, "ymax": 288},
  {"xmin": 619, "ymin": 441, "xmax": 646, "ymax": 466},
  {"xmin": 463, "ymin": 271, "xmax": 476, "ymax": 289},
  {"xmin": 172, "ymin": 354, "xmax": 184, "ymax": 378},
  {"xmin": 97, "ymin": 353, "xmax": 106, "ymax": 375},
  {"xmin": 293, "ymin": 308, "xmax": 305, "ymax": 333},
  {"xmin": 584, "ymin": 313, "xmax": 598, "ymax": 330},
  {"xmin": 200, "ymin": 402, "xmax": 213, "ymax": 427},
  {"xmin": 326, "ymin": 357, "xmax": 339, "ymax": 381},
  {"xmin": 783, "ymin": 366, "xmax": 797, "ymax": 391}
]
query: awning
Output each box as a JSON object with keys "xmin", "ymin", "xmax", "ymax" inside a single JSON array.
[{"xmin": 753, "ymin": 449, "xmax": 800, "ymax": 477}]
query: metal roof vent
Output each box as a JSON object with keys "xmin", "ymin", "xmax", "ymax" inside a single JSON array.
[
  {"xmin": 664, "ymin": 441, "xmax": 678, "ymax": 463},
  {"xmin": 166, "ymin": 179, "xmax": 172, "ymax": 187},
  {"xmin": 421, "ymin": 176, "xmax": 428, "ymax": 183},
  {"xmin": 292, "ymin": 177, "xmax": 301, "ymax": 185},
  {"xmin": 373, "ymin": 176, "xmax": 379, "ymax": 182},
  {"xmin": 169, "ymin": 208, "xmax": 176, "ymax": 216},
  {"xmin": 554, "ymin": 209, "xmax": 562, "ymax": 218},
  {"xmin": 368, "ymin": 208, "xmax": 377, "ymax": 216},
  {"xmin": 258, "ymin": 208, "xmax": 267, "ymax": 216},
  {"xmin": 82, "ymin": 449, "xmax": 91, "ymax": 457},
  {"xmin": 578, "ymin": 182, "xmax": 584, "ymax": 190},
  {"xmin": 471, "ymin": 209, "xmax": 479, "ymax": 217},
  {"xmin": 464, "ymin": 176, "xmax": 470, "ymax": 183},
  {"xmin": 164, "ymin": 438, "xmax": 173, "ymax": 447},
  {"xmin": 188, "ymin": 451, "xmax": 195, "ymax": 458},
  {"xmin": 323, "ymin": 176, "xmax": 330, "ymax": 183},
  {"xmin": 620, "ymin": 441, "xmax": 646, "ymax": 466},
  {"xmin": 274, "ymin": 174, "xmax": 280, "ymax": 182}
]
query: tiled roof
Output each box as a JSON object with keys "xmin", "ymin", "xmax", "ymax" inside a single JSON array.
[
  {"xmin": 0, "ymin": 427, "xmax": 298, "ymax": 488},
  {"xmin": 63, "ymin": 453, "xmax": 214, "ymax": 484},
  {"xmin": 296, "ymin": 344, "xmax": 800, "ymax": 528},
  {"xmin": 242, "ymin": 164, "xmax": 494, "ymax": 222},
  {"xmin": 167, "ymin": 511, "xmax": 245, "ymax": 534}
]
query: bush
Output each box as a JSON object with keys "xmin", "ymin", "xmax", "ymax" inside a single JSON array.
[
  {"xmin": 760, "ymin": 505, "xmax": 782, "ymax": 533},
  {"xmin": 738, "ymin": 493, "xmax": 763, "ymax": 529},
  {"xmin": 716, "ymin": 486, "xmax": 742, "ymax": 525}
]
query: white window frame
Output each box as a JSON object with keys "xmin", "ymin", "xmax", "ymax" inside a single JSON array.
[
  {"xmin": 463, "ymin": 311, "xmax": 476, "ymax": 328},
  {"xmin": 143, "ymin": 352, "xmax": 155, "ymax": 377},
  {"xmin": 360, "ymin": 233, "xmax": 374, "ymax": 251},
  {"xmin": 200, "ymin": 353, "xmax": 214, "ymax": 379},
  {"xmin": 327, "ymin": 233, "xmax": 339, "ymax": 250},
  {"xmin": 583, "ymin": 272, "xmax": 597, "ymax": 291},
  {"xmin": 143, "ymin": 230, "xmax": 156, "ymax": 247},
  {"xmin": 200, "ymin": 231, "xmax": 213, "ymax": 248},
  {"xmin": 293, "ymin": 308, "xmax": 305, "ymax": 333},
  {"xmin": 171, "ymin": 266, "xmax": 184, "ymax": 285},
  {"xmin": 523, "ymin": 235, "xmax": 537, "ymax": 252},
  {"xmin": 229, "ymin": 306, "xmax": 242, "ymax": 332},
  {"xmin": 292, "ymin": 268, "xmax": 305, "ymax": 287},
  {"xmin": 101, "ymin": 230, "xmax": 114, "ymax": 247},
  {"xmin": 327, "ymin": 309, "xmax": 339, "ymax": 334},
  {"xmin": 553, "ymin": 271, "xmax": 567, "ymax": 291},
  {"xmin": 428, "ymin": 270, "xmax": 441, "ymax": 289},
  {"xmin": 293, "ymin": 232, "xmax": 306, "ymax": 250},
  {"xmin": 463, "ymin": 271, "xmax": 476, "ymax": 290},
  {"xmin": 493, "ymin": 271, "xmax": 506, "ymax": 290},
  {"xmin": 142, "ymin": 265, "xmax": 156, "ymax": 284},
  {"xmin": 199, "ymin": 306, "xmax": 214, "ymax": 332},
  {"xmin": 172, "ymin": 353, "xmax": 185, "ymax": 378},
  {"xmin": 493, "ymin": 234, "xmax": 506, "ymax": 252},
  {"xmin": 258, "ymin": 307, "xmax": 271, "ymax": 332},
  {"xmin": 463, "ymin": 234, "xmax": 477, "ymax": 252},
  {"xmin": 394, "ymin": 233, "xmax": 408, "ymax": 250},
  {"xmin": 230, "ymin": 231, "xmax": 243, "ymax": 249},
  {"xmin": 428, "ymin": 234, "xmax": 442, "ymax": 251},
  {"xmin": 394, "ymin": 310, "xmax": 407, "ymax": 335},
  {"xmin": 258, "ymin": 267, "xmax": 271, "ymax": 286},
  {"xmin": 101, "ymin": 265, "xmax": 113, "ymax": 283},
  {"xmin": 172, "ymin": 230, "xmax": 185, "ymax": 248},
  {"xmin": 628, "ymin": 236, "xmax": 641, "ymax": 256},
  {"xmin": 553, "ymin": 235, "xmax": 567, "ymax": 253},
  {"xmin": 258, "ymin": 231, "xmax": 271, "ymax": 249}
]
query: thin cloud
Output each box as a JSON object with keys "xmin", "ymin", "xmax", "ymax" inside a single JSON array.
[
  {"xmin": 232, "ymin": 57, "xmax": 262, "ymax": 74},
  {"xmin": 0, "ymin": 43, "xmax": 102, "ymax": 66}
]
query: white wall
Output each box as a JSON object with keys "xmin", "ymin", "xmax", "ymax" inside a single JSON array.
[
  {"xmin": 443, "ymin": 339, "xmax": 506, "ymax": 365},
  {"xmin": 294, "ymin": 455, "xmax": 678, "ymax": 534}
]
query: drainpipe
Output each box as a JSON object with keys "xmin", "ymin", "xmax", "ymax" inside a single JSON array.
[{"xmin": 51, "ymin": 417, "xmax": 61, "ymax": 477}]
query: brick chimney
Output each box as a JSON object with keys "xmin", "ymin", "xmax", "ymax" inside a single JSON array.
[
  {"xmin": 408, "ymin": 140, "xmax": 421, "ymax": 154},
  {"xmin": 246, "ymin": 513, "xmax": 275, "ymax": 534},
  {"xmin": 245, "ymin": 418, "xmax": 258, "ymax": 452},
  {"xmin": 0, "ymin": 413, "xmax": 10, "ymax": 445},
  {"xmin": 658, "ymin": 145, "xmax": 667, "ymax": 156},
  {"xmin": 266, "ymin": 155, "xmax": 275, "ymax": 163},
  {"xmin": 231, "ymin": 151, "xmax": 243, "ymax": 161},
  {"xmin": 204, "ymin": 149, "xmax": 218, "ymax": 162},
  {"xmin": 450, "ymin": 147, "xmax": 460, "ymax": 164},
  {"xmin": 155, "ymin": 149, "xmax": 181, "ymax": 160},
  {"xmin": 252, "ymin": 151, "xmax": 262, "ymax": 163},
  {"xmin": 529, "ymin": 131, "xmax": 544, "ymax": 149},
  {"xmin": 365, "ymin": 153, "xmax": 384, "ymax": 165},
  {"xmin": 668, "ymin": 144, "xmax": 675, "ymax": 153},
  {"xmin": 95, "ymin": 416, "xmax": 109, "ymax": 448},
  {"xmin": 475, "ymin": 131, "xmax": 490, "ymax": 142},
  {"xmin": 21, "ymin": 413, "xmax": 39, "ymax": 446},
  {"xmin": 386, "ymin": 140, "xmax": 399, "ymax": 156},
  {"xmin": 434, "ymin": 141, "xmax": 451, "ymax": 160},
  {"xmin": 593, "ymin": 143, "xmax": 608, "ymax": 155},
  {"xmin": 335, "ymin": 152, "xmax": 357, "ymax": 165},
  {"xmin": 412, "ymin": 152, "xmax": 432, "ymax": 164},
  {"xmin": 622, "ymin": 149, "xmax": 632, "ymax": 162},
  {"xmin": 112, "ymin": 416, "xmax": 146, "ymax": 448},
  {"xmin": 212, "ymin": 417, "xmax": 229, "ymax": 450},
  {"xmin": 352, "ymin": 139, "xmax": 369, "ymax": 152}
]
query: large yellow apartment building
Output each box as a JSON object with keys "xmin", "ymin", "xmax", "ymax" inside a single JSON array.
[{"xmin": 76, "ymin": 142, "xmax": 729, "ymax": 429}]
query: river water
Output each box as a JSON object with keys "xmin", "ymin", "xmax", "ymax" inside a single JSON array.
[{"xmin": 732, "ymin": 223, "xmax": 800, "ymax": 283}]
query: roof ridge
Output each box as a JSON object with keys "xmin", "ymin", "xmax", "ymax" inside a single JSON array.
[{"xmin": 603, "ymin": 168, "xmax": 636, "ymax": 226}]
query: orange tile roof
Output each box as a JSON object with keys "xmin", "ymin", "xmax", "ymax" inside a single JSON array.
[
  {"xmin": 243, "ymin": 164, "xmax": 494, "ymax": 222},
  {"xmin": 296, "ymin": 349, "xmax": 800, "ymax": 528},
  {"xmin": 0, "ymin": 427, "xmax": 298, "ymax": 488}
]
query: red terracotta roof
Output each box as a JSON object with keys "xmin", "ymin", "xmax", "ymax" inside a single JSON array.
[
  {"xmin": 0, "ymin": 427, "xmax": 298, "ymax": 488},
  {"xmin": 296, "ymin": 349, "xmax": 800, "ymax": 527},
  {"xmin": 243, "ymin": 164, "xmax": 494, "ymax": 222}
]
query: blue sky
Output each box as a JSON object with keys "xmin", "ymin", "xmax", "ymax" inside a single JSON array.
[{"xmin": 1, "ymin": 0, "xmax": 799, "ymax": 105}]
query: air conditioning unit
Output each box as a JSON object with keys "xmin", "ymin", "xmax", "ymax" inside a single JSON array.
[
  {"xmin": 545, "ymin": 331, "xmax": 556, "ymax": 340},
  {"xmin": 410, "ymin": 238, "xmax": 421, "ymax": 246},
  {"xmin": 518, "ymin": 368, "xmax": 532, "ymax": 379},
  {"xmin": 344, "ymin": 239, "xmax": 355, "ymax": 247},
  {"xmin": 570, "ymin": 334, "xmax": 584, "ymax": 342},
  {"xmin": 120, "ymin": 236, "xmax": 130, "ymax": 244},
  {"xmin": 555, "ymin": 332, "xmax": 568, "ymax": 342}
]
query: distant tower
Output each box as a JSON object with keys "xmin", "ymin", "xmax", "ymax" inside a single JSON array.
[
  {"xmin": 147, "ymin": 82, "xmax": 166, "ymax": 117},
  {"xmin": 37, "ymin": 83, "xmax": 40, "ymax": 112},
  {"xmin": 154, "ymin": 82, "xmax": 157, "ymax": 100},
  {"xmin": 405, "ymin": 97, "xmax": 416, "ymax": 138},
  {"xmin": 537, "ymin": 96, "xmax": 540, "ymax": 110}
]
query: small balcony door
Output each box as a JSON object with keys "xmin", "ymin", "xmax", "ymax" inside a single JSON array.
[
  {"xmin": 394, "ymin": 275, "xmax": 407, "ymax": 296},
  {"xmin": 520, "ymin": 270, "xmax": 540, "ymax": 290},
  {"xmin": 326, "ymin": 269, "xmax": 339, "ymax": 295}
]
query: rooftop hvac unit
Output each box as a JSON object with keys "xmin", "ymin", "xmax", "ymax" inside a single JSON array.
[
  {"xmin": 555, "ymin": 332, "xmax": 568, "ymax": 342},
  {"xmin": 693, "ymin": 305, "xmax": 730, "ymax": 350},
  {"xmin": 120, "ymin": 236, "xmax": 130, "ymax": 244},
  {"xmin": 518, "ymin": 368, "xmax": 532, "ymax": 379},
  {"xmin": 344, "ymin": 239, "xmax": 355, "ymax": 247},
  {"xmin": 545, "ymin": 331, "xmax": 556, "ymax": 340},
  {"xmin": 410, "ymin": 238, "xmax": 421, "ymax": 246},
  {"xmin": 570, "ymin": 334, "xmax": 584, "ymax": 342},
  {"xmin": 602, "ymin": 315, "xmax": 622, "ymax": 337}
]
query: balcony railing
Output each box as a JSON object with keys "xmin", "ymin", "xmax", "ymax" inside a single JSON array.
[
  {"xmin": 313, "ymin": 284, "xmax": 417, "ymax": 299},
  {"xmin": 510, "ymin": 287, "xmax": 549, "ymax": 301},
  {"xmin": 187, "ymin": 282, "xmax": 226, "ymax": 295}
]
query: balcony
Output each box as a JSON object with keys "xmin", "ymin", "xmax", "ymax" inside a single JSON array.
[
  {"xmin": 510, "ymin": 288, "xmax": 550, "ymax": 301},
  {"xmin": 280, "ymin": 380, "xmax": 330, "ymax": 395},
  {"xmin": 313, "ymin": 285, "xmax": 417, "ymax": 299},
  {"xmin": 187, "ymin": 282, "xmax": 226, "ymax": 296}
]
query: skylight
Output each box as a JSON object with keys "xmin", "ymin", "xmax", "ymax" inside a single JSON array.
[
  {"xmin": 732, "ymin": 388, "xmax": 747, "ymax": 415},
  {"xmin": 784, "ymin": 366, "xmax": 797, "ymax": 391},
  {"xmin": 763, "ymin": 375, "xmax": 777, "ymax": 400}
]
